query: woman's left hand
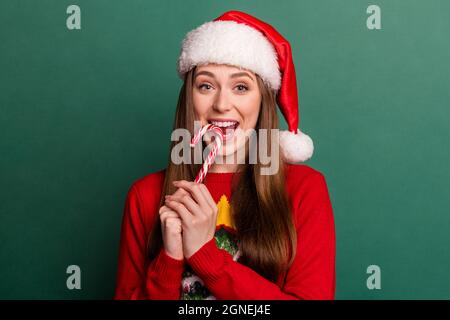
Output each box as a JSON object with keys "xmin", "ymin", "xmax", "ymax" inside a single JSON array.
[{"xmin": 164, "ymin": 180, "xmax": 218, "ymax": 259}]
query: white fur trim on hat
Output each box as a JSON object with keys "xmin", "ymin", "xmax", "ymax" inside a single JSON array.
[
  {"xmin": 177, "ymin": 20, "xmax": 281, "ymax": 90},
  {"xmin": 279, "ymin": 129, "xmax": 314, "ymax": 163}
]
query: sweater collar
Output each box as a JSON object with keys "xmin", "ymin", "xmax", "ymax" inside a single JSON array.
[{"xmin": 203, "ymin": 171, "xmax": 242, "ymax": 184}]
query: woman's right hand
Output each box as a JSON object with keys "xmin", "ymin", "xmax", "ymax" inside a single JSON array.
[{"xmin": 158, "ymin": 188, "xmax": 190, "ymax": 260}]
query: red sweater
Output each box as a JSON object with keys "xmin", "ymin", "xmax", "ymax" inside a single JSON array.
[{"xmin": 114, "ymin": 164, "xmax": 336, "ymax": 300}]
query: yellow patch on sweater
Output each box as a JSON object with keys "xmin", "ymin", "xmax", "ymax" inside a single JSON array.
[{"xmin": 215, "ymin": 195, "xmax": 235, "ymax": 230}]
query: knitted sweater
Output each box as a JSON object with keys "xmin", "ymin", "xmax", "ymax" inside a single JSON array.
[{"xmin": 114, "ymin": 164, "xmax": 336, "ymax": 300}]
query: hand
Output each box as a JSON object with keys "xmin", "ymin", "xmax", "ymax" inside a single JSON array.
[
  {"xmin": 159, "ymin": 188, "xmax": 190, "ymax": 260},
  {"xmin": 165, "ymin": 180, "xmax": 218, "ymax": 259}
]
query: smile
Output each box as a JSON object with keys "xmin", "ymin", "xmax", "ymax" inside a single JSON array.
[{"xmin": 207, "ymin": 118, "xmax": 240, "ymax": 142}]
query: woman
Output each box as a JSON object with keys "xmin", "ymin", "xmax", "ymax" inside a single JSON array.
[{"xmin": 114, "ymin": 10, "xmax": 335, "ymax": 300}]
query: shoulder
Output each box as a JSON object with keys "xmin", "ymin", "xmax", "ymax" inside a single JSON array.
[
  {"xmin": 130, "ymin": 168, "xmax": 166, "ymax": 194},
  {"xmin": 128, "ymin": 168, "xmax": 166, "ymax": 205},
  {"xmin": 284, "ymin": 163, "xmax": 333, "ymax": 227},
  {"xmin": 124, "ymin": 168, "xmax": 167, "ymax": 227},
  {"xmin": 284, "ymin": 163, "xmax": 328, "ymax": 190}
]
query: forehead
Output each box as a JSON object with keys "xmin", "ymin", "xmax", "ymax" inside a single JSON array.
[{"xmin": 195, "ymin": 63, "xmax": 256, "ymax": 77}]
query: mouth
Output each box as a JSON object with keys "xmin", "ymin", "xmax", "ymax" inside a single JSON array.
[{"xmin": 207, "ymin": 118, "xmax": 240, "ymax": 142}]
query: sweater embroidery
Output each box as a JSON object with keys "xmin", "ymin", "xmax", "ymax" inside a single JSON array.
[
  {"xmin": 114, "ymin": 166, "xmax": 336, "ymax": 300},
  {"xmin": 181, "ymin": 194, "xmax": 241, "ymax": 300}
]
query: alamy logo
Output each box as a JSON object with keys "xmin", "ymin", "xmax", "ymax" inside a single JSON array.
[
  {"xmin": 66, "ymin": 265, "xmax": 81, "ymax": 290},
  {"xmin": 367, "ymin": 5, "xmax": 382, "ymax": 30},
  {"xmin": 66, "ymin": 5, "xmax": 81, "ymax": 30},
  {"xmin": 170, "ymin": 121, "xmax": 280, "ymax": 175},
  {"xmin": 366, "ymin": 265, "xmax": 381, "ymax": 290}
]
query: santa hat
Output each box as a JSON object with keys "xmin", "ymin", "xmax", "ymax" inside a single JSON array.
[{"xmin": 177, "ymin": 10, "xmax": 314, "ymax": 163}]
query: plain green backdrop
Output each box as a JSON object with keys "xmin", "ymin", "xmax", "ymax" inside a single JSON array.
[{"xmin": 1, "ymin": 0, "xmax": 449, "ymax": 299}]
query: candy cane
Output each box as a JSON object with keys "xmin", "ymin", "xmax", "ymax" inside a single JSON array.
[{"xmin": 190, "ymin": 124, "xmax": 224, "ymax": 183}]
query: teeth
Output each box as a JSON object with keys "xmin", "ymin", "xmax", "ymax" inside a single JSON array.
[{"xmin": 210, "ymin": 120, "xmax": 237, "ymax": 128}]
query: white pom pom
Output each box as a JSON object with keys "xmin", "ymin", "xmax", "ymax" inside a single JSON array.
[{"xmin": 279, "ymin": 129, "xmax": 314, "ymax": 163}]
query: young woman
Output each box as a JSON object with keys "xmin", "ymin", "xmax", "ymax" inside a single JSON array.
[{"xmin": 114, "ymin": 10, "xmax": 335, "ymax": 300}]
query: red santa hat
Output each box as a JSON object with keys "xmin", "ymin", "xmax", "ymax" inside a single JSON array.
[{"xmin": 177, "ymin": 10, "xmax": 314, "ymax": 163}]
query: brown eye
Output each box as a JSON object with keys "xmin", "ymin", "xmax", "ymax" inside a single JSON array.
[
  {"xmin": 199, "ymin": 84, "xmax": 212, "ymax": 91},
  {"xmin": 235, "ymin": 84, "xmax": 248, "ymax": 92}
]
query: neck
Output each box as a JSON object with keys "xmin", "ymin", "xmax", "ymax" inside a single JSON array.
[
  {"xmin": 209, "ymin": 163, "xmax": 239, "ymax": 173},
  {"xmin": 209, "ymin": 145, "xmax": 249, "ymax": 173}
]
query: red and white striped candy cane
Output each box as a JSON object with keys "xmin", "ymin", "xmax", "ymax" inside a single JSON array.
[{"xmin": 190, "ymin": 124, "xmax": 224, "ymax": 184}]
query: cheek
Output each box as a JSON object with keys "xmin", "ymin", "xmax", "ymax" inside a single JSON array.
[
  {"xmin": 192, "ymin": 92, "xmax": 212, "ymax": 118},
  {"xmin": 240, "ymin": 95, "xmax": 261, "ymax": 128}
]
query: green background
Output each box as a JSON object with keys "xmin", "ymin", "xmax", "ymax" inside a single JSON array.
[{"xmin": 1, "ymin": 0, "xmax": 449, "ymax": 299}]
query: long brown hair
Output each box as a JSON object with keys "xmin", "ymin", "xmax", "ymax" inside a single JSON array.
[{"xmin": 148, "ymin": 67, "xmax": 297, "ymax": 282}]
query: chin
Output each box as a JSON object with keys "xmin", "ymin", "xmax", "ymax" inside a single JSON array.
[
  {"xmin": 217, "ymin": 143, "xmax": 237, "ymax": 157},
  {"xmin": 206, "ymin": 129, "xmax": 247, "ymax": 159}
]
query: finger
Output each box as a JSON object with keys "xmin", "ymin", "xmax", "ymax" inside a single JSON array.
[
  {"xmin": 171, "ymin": 187, "xmax": 189, "ymax": 197},
  {"xmin": 173, "ymin": 180, "xmax": 210, "ymax": 215},
  {"xmin": 159, "ymin": 205, "xmax": 172, "ymax": 214},
  {"xmin": 164, "ymin": 187, "xmax": 188, "ymax": 204},
  {"xmin": 198, "ymin": 184, "xmax": 218, "ymax": 213},
  {"xmin": 165, "ymin": 185, "xmax": 189, "ymax": 197},
  {"xmin": 165, "ymin": 193, "xmax": 203, "ymax": 217},
  {"xmin": 165, "ymin": 199, "xmax": 192, "ymax": 224},
  {"xmin": 165, "ymin": 217, "xmax": 182, "ymax": 233},
  {"xmin": 160, "ymin": 210, "xmax": 179, "ymax": 223},
  {"xmin": 162, "ymin": 188, "xmax": 188, "ymax": 206}
]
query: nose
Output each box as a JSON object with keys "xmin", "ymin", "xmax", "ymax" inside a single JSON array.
[{"xmin": 212, "ymin": 89, "xmax": 232, "ymax": 113}]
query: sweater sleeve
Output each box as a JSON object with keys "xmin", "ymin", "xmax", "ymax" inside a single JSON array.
[
  {"xmin": 114, "ymin": 184, "xmax": 186, "ymax": 300},
  {"xmin": 186, "ymin": 171, "xmax": 336, "ymax": 300}
]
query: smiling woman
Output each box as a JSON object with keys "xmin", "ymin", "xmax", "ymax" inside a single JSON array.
[
  {"xmin": 114, "ymin": 10, "xmax": 335, "ymax": 300},
  {"xmin": 192, "ymin": 64, "xmax": 262, "ymax": 165}
]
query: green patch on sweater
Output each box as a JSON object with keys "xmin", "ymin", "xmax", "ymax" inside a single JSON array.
[{"xmin": 180, "ymin": 226, "xmax": 239, "ymax": 300}]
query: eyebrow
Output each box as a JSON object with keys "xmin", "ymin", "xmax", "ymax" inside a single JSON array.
[{"xmin": 194, "ymin": 70, "xmax": 254, "ymax": 82}]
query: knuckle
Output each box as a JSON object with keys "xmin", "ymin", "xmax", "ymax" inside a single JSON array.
[
  {"xmin": 159, "ymin": 206, "xmax": 167, "ymax": 214},
  {"xmin": 166, "ymin": 218, "xmax": 180, "ymax": 227},
  {"xmin": 159, "ymin": 212, "xmax": 168, "ymax": 220},
  {"xmin": 167, "ymin": 218, "xmax": 179, "ymax": 226}
]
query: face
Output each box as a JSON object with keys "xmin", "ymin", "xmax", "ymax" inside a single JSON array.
[{"xmin": 192, "ymin": 64, "xmax": 262, "ymax": 158}]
